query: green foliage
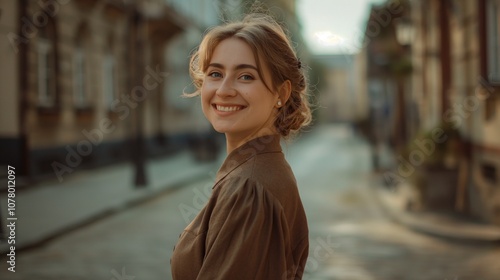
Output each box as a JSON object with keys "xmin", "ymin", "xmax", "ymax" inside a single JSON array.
[{"xmin": 390, "ymin": 57, "xmax": 413, "ymax": 76}]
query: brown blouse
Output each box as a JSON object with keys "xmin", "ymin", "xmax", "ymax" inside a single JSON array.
[{"xmin": 171, "ymin": 134, "xmax": 309, "ymax": 279}]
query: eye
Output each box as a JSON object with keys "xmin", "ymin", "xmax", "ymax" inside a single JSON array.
[
  {"xmin": 208, "ymin": 71, "xmax": 222, "ymax": 78},
  {"xmin": 240, "ymin": 74, "xmax": 254, "ymax": 81}
]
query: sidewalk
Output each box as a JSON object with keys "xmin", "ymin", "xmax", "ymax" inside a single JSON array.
[
  {"xmin": 373, "ymin": 179, "xmax": 500, "ymax": 243},
  {"xmin": 371, "ymin": 145, "xmax": 500, "ymax": 243},
  {"xmin": 0, "ymin": 150, "xmax": 221, "ymax": 254}
]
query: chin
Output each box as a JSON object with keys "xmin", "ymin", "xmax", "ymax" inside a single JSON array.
[
  {"xmin": 210, "ymin": 124, "xmax": 230, "ymax": 134},
  {"xmin": 212, "ymin": 127, "xmax": 227, "ymax": 134}
]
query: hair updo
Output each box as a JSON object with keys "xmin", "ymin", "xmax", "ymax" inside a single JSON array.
[{"xmin": 188, "ymin": 13, "xmax": 312, "ymax": 138}]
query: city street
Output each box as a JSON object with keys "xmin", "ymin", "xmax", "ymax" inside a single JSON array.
[{"xmin": 1, "ymin": 124, "xmax": 500, "ymax": 280}]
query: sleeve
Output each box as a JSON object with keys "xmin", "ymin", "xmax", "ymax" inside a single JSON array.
[{"xmin": 196, "ymin": 178, "xmax": 293, "ymax": 280}]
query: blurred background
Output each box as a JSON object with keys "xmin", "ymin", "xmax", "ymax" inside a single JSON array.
[{"xmin": 1, "ymin": 0, "xmax": 500, "ymax": 279}]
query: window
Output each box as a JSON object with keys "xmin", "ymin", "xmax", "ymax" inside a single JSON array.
[
  {"xmin": 484, "ymin": 94, "xmax": 497, "ymax": 121},
  {"xmin": 73, "ymin": 24, "xmax": 90, "ymax": 108},
  {"xmin": 74, "ymin": 48, "xmax": 86, "ymax": 106},
  {"xmin": 481, "ymin": 162, "xmax": 498, "ymax": 185},
  {"xmin": 487, "ymin": 0, "xmax": 500, "ymax": 83},
  {"xmin": 102, "ymin": 53, "xmax": 116, "ymax": 109},
  {"xmin": 37, "ymin": 20, "xmax": 57, "ymax": 108}
]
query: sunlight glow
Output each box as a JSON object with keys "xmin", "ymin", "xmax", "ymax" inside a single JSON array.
[
  {"xmin": 313, "ymin": 31, "xmax": 347, "ymax": 46},
  {"xmin": 299, "ymin": 0, "xmax": 387, "ymax": 54}
]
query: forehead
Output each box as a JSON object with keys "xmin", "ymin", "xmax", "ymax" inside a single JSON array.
[{"xmin": 209, "ymin": 38, "xmax": 257, "ymax": 66}]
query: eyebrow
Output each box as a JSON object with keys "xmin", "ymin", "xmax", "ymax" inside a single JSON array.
[{"xmin": 208, "ymin": 63, "xmax": 259, "ymax": 72}]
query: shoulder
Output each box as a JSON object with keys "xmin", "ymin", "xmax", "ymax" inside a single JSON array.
[
  {"xmin": 215, "ymin": 175, "xmax": 281, "ymax": 208},
  {"xmin": 252, "ymin": 152, "xmax": 299, "ymax": 204},
  {"xmin": 216, "ymin": 152, "xmax": 299, "ymax": 209}
]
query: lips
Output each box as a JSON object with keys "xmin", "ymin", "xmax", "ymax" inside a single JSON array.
[{"xmin": 213, "ymin": 104, "xmax": 246, "ymax": 112}]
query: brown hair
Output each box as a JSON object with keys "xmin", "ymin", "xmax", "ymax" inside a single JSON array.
[{"xmin": 188, "ymin": 13, "xmax": 312, "ymax": 138}]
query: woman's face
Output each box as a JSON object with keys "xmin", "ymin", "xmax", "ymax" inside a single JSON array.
[{"xmin": 201, "ymin": 38, "xmax": 279, "ymax": 142}]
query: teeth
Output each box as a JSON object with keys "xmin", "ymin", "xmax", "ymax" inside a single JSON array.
[{"xmin": 216, "ymin": 105, "xmax": 242, "ymax": 112}]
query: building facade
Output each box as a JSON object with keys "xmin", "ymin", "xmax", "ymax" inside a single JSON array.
[
  {"xmin": 314, "ymin": 54, "xmax": 368, "ymax": 123},
  {"xmin": 363, "ymin": 0, "xmax": 500, "ymax": 224},
  {"xmin": 362, "ymin": 0, "xmax": 409, "ymax": 168},
  {"xmin": 409, "ymin": 0, "xmax": 500, "ymax": 224}
]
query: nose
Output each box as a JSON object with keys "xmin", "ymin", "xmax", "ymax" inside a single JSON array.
[{"xmin": 216, "ymin": 77, "xmax": 237, "ymax": 98}]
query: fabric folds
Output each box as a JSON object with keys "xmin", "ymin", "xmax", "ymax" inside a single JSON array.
[{"xmin": 171, "ymin": 135, "xmax": 309, "ymax": 280}]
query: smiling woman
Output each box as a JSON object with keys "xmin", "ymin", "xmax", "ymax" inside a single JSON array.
[
  {"xmin": 201, "ymin": 38, "xmax": 280, "ymax": 152},
  {"xmin": 171, "ymin": 13, "xmax": 312, "ymax": 280},
  {"xmin": 187, "ymin": 13, "xmax": 312, "ymax": 146}
]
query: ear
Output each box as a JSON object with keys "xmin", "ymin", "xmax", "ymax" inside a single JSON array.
[{"xmin": 278, "ymin": 80, "xmax": 292, "ymax": 104}]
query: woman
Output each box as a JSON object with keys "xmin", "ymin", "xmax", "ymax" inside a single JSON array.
[{"xmin": 171, "ymin": 13, "xmax": 312, "ymax": 280}]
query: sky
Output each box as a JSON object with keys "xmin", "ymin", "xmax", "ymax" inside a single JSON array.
[{"xmin": 297, "ymin": 0, "xmax": 386, "ymax": 55}]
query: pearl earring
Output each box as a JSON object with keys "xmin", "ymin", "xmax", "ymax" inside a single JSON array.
[{"xmin": 277, "ymin": 100, "xmax": 282, "ymax": 107}]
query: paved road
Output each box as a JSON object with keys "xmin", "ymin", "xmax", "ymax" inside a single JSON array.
[
  {"xmin": 288, "ymin": 126, "xmax": 500, "ymax": 280},
  {"xmin": 1, "ymin": 124, "xmax": 500, "ymax": 279}
]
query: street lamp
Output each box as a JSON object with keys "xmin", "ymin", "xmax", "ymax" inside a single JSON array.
[
  {"xmin": 395, "ymin": 18, "xmax": 414, "ymax": 47},
  {"xmin": 393, "ymin": 16, "xmax": 414, "ymax": 149}
]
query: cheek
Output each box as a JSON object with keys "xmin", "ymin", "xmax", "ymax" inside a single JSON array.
[
  {"xmin": 200, "ymin": 86, "xmax": 213, "ymax": 114},
  {"xmin": 200, "ymin": 84, "xmax": 211, "ymax": 102}
]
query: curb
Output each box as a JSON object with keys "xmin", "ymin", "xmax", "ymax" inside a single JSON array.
[{"xmin": 372, "ymin": 182, "xmax": 500, "ymax": 244}]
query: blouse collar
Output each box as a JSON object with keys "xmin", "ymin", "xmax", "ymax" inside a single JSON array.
[{"xmin": 214, "ymin": 134, "xmax": 282, "ymax": 187}]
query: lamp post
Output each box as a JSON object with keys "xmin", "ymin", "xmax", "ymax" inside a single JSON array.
[
  {"xmin": 393, "ymin": 17, "xmax": 414, "ymax": 150},
  {"xmin": 133, "ymin": 11, "xmax": 147, "ymax": 188}
]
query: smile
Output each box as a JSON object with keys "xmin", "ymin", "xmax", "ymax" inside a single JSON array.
[{"xmin": 214, "ymin": 104, "xmax": 245, "ymax": 112}]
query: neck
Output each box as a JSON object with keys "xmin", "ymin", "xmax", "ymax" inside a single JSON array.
[{"xmin": 225, "ymin": 128, "xmax": 278, "ymax": 154}]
